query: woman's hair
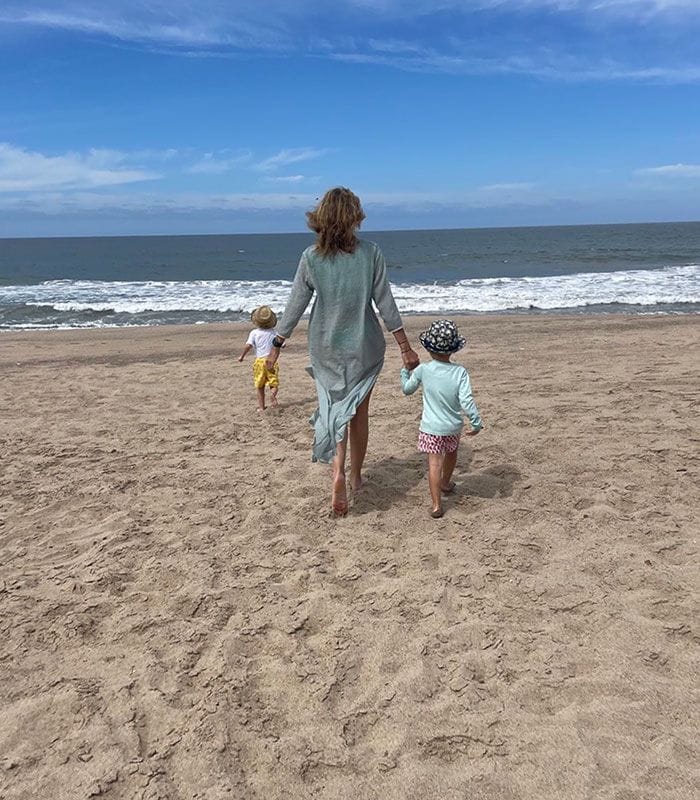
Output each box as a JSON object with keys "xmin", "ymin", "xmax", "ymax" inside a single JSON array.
[{"xmin": 306, "ymin": 187, "xmax": 366, "ymax": 257}]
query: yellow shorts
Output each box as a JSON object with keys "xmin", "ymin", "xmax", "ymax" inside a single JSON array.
[{"xmin": 253, "ymin": 357, "xmax": 279, "ymax": 389}]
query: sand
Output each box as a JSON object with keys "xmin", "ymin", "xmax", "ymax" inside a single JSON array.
[{"xmin": 1, "ymin": 314, "xmax": 698, "ymax": 800}]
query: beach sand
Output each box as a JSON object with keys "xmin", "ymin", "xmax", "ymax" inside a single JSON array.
[{"xmin": 1, "ymin": 314, "xmax": 698, "ymax": 800}]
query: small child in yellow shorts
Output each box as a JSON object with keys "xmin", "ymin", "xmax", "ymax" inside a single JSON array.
[{"xmin": 238, "ymin": 305, "xmax": 281, "ymax": 412}]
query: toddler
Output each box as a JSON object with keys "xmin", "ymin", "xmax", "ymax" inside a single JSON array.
[
  {"xmin": 401, "ymin": 319, "xmax": 483, "ymax": 518},
  {"xmin": 239, "ymin": 305, "xmax": 281, "ymax": 411}
]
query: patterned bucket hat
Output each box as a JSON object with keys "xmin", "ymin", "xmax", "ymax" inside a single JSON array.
[{"xmin": 419, "ymin": 319, "xmax": 466, "ymax": 354}]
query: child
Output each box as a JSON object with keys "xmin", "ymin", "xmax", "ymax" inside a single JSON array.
[
  {"xmin": 239, "ymin": 305, "xmax": 281, "ymax": 412},
  {"xmin": 401, "ymin": 319, "xmax": 483, "ymax": 518}
]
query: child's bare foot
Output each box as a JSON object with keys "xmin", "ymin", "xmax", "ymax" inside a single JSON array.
[
  {"xmin": 331, "ymin": 473, "xmax": 348, "ymax": 517},
  {"xmin": 270, "ymin": 395, "xmax": 279, "ymax": 408},
  {"xmin": 431, "ymin": 507, "xmax": 444, "ymax": 518},
  {"xmin": 350, "ymin": 471, "xmax": 363, "ymax": 492}
]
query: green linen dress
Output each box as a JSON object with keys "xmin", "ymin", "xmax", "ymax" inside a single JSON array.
[{"xmin": 277, "ymin": 239, "xmax": 403, "ymax": 463}]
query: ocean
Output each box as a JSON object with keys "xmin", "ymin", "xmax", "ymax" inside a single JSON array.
[{"xmin": 1, "ymin": 222, "xmax": 699, "ymax": 330}]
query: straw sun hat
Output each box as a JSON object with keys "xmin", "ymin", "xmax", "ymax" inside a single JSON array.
[{"xmin": 251, "ymin": 305, "xmax": 277, "ymax": 329}]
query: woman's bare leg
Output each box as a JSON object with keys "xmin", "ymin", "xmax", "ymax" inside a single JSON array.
[
  {"xmin": 427, "ymin": 453, "xmax": 444, "ymax": 516},
  {"xmin": 349, "ymin": 389, "xmax": 373, "ymax": 491},
  {"xmin": 332, "ymin": 429, "xmax": 349, "ymax": 515}
]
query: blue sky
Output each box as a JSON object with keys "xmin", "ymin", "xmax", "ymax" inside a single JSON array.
[{"xmin": 1, "ymin": 0, "xmax": 699, "ymax": 236}]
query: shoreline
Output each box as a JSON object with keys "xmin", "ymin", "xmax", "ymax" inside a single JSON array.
[{"xmin": 2, "ymin": 305, "xmax": 699, "ymax": 339}]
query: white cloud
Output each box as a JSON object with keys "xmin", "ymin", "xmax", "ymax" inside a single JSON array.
[
  {"xmin": 0, "ymin": 143, "xmax": 160, "ymax": 191},
  {"xmin": 0, "ymin": 190, "xmax": 318, "ymax": 214},
  {"xmin": 477, "ymin": 182, "xmax": 536, "ymax": 192},
  {"xmin": 2, "ymin": 1, "xmax": 699, "ymax": 83},
  {"xmin": 0, "ymin": 4, "xmax": 287, "ymax": 50},
  {"xmin": 0, "ymin": 184, "xmax": 553, "ymax": 215},
  {"xmin": 265, "ymin": 174, "xmax": 309, "ymax": 183},
  {"xmin": 636, "ymin": 163, "xmax": 700, "ymax": 177},
  {"xmin": 253, "ymin": 147, "xmax": 329, "ymax": 172},
  {"xmin": 331, "ymin": 47, "xmax": 700, "ymax": 82},
  {"xmin": 185, "ymin": 148, "xmax": 326, "ymax": 176},
  {"xmin": 186, "ymin": 150, "xmax": 253, "ymax": 174},
  {"xmin": 351, "ymin": 1, "xmax": 699, "ymax": 14},
  {"xmin": 0, "ymin": 142, "xmax": 331, "ymax": 190}
]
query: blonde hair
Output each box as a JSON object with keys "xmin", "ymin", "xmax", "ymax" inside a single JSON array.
[{"xmin": 306, "ymin": 187, "xmax": 366, "ymax": 257}]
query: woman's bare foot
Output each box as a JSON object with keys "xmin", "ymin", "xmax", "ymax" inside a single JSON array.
[
  {"xmin": 331, "ymin": 473, "xmax": 348, "ymax": 516},
  {"xmin": 441, "ymin": 481, "xmax": 456, "ymax": 494},
  {"xmin": 431, "ymin": 507, "xmax": 444, "ymax": 519}
]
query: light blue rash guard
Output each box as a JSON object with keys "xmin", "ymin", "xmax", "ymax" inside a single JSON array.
[{"xmin": 400, "ymin": 360, "xmax": 483, "ymax": 436}]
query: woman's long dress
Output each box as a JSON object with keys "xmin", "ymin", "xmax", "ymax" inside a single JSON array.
[{"xmin": 277, "ymin": 239, "xmax": 403, "ymax": 463}]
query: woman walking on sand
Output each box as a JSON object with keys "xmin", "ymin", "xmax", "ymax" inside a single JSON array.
[{"xmin": 265, "ymin": 187, "xmax": 420, "ymax": 516}]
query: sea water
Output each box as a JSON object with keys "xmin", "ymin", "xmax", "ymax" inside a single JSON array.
[{"xmin": 1, "ymin": 222, "xmax": 698, "ymax": 330}]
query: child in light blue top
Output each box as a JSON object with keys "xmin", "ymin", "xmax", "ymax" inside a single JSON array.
[{"xmin": 401, "ymin": 319, "xmax": 483, "ymax": 518}]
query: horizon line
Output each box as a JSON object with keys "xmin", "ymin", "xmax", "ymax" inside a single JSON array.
[{"xmin": 2, "ymin": 218, "xmax": 700, "ymax": 242}]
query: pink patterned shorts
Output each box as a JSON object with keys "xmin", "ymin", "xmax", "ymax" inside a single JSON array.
[{"xmin": 418, "ymin": 431, "xmax": 460, "ymax": 454}]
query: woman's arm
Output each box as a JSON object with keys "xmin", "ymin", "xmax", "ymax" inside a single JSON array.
[
  {"xmin": 372, "ymin": 246, "xmax": 420, "ymax": 370},
  {"xmin": 267, "ymin": 253, "xmax": 314, "ymax": 367},
  {"xmin": 393, "ymin": 328, "xmax": 420, "ymax": 370}
]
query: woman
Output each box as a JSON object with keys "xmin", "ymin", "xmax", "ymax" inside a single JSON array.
[{"xmin": 266, "ymin": 187, "xmax": 420, "ymax": 516}]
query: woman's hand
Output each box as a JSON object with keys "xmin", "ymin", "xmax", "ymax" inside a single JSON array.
[{"xmin": 401, "ymin": 347, "xmax": 420, "ymax": 370}]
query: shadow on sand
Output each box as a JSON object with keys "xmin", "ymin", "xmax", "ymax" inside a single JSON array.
[
  {"xmin": 352, "ymin": 453, "xmax": 425, "ymax": 514},
  {"xmin": 352, "ymin": 448, "xmax": 520, "ymax": 515},
  {"xmin": 457, "ymin": 463, "xmax": 521, "ymax": 499}
]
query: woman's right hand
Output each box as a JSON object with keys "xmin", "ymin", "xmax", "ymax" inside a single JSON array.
[{"xmin": 401, "ymin": 347, "xmax": 420, "ymax": 370}]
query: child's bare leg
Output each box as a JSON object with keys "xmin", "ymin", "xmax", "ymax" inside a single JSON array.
[
  {"xmin": 349, "ymin": 389, "xmax": 372, "ymax": 491},
  {"xmin": 256, "ymin": 387, "xmax": 266, "ymax": 412},
  {"xmin": 270, "ymin": 386, "xmax": 279, "ymax": 407},
  {"xmin": 441, "ymin": 448, "xmax": 458, "ymax": 491},
  {"xmin": 427, "ymin": 453, "xmax": 444, "ymax": 517},
  {"xmin": 332, "ymin": 429, "xmax": 349, "ymax": 515}
]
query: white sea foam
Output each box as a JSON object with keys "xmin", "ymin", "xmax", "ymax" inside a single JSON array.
[{"xmin": 1, "ymin": 265, "xmax": 698, "ymax": 327}]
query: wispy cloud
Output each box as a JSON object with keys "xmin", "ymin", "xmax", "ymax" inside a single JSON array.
[
  {"xmin": 0, "ymin": 143, "xmax": 160, "ymax": 191},
  {"xmin": 0, "ymin": 183, "xmax": 553, "ymax": 215},
  {"xmin": 636, "ymin": 163, "xmax": 700, "ymax": 177},
  {"xmin": 0, "ymin": 4, "xmax": 287, "ymax": 50},
  {"xmin": 331, "ymin": 44, "xmax": 700, "ymax": 82},
  {"xmin": 264, "ymin": 174, "xmax": 309, "ymax": 183},
  {"xmin": 0, "ymin": 142, "xmax": 329, "ymax": 190},
  {"xmin": 2, "ymin": 1, "xmax": 699, "ymax": 82},
  {"xmin": 253, "ymin": 147, "xmax": 329, "ymax": 172},
  {"xmin": 186, "ymin": 150, "xmax": 253, "ymax": 174},
  {"xmin": 350, "ymin": 1, "xmax": 699, "ymax": 16},
  {"xmin": 0, "ymin": 191, "xmax": 319, "ymax": 214},
  {"xmin": 185, "ymin": 147, "xmax": 327, "ymax": 177}
]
